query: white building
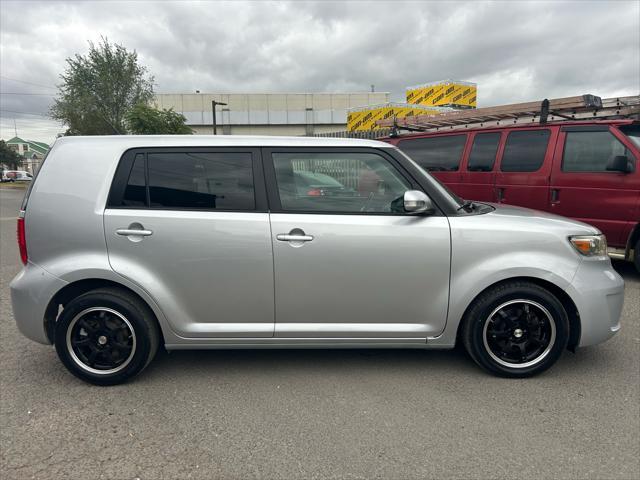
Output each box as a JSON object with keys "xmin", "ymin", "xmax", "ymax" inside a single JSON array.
[{"xmin": 154, "ymin": 92, "xmax": 390, "ymax": 136}]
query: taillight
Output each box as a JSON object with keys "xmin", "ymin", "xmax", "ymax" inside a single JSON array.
[
  {"xmin": 307, "ymin": 188, "xmax": 322, "ymax": 196},
  {"xmin": 17, "ymin": 214, "xmax": 27, "ymax": 265}
]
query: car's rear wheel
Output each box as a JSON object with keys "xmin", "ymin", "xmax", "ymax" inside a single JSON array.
[
  {"xmin": 54, "ymin": 288, "xmax": 160, "ymax": 385},
  {"xmin": 634, "ymin": 239, "xmax": 640, "ymax": 273},
  {"xmin": 461, "ymin": 281, "xmax": 569, "ymax": 377}
]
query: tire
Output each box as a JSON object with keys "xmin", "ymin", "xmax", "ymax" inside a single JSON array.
[
  {"xmin": 54, "ymin": 288, "xmax": 160, "ymax": 385},
  {"xmin": 461, "ymin": 281, "xmax": 569, "ymax": 378},
  {"xmin": 634, "ymin": 239, "xmax": 640, "ymax": 274}
]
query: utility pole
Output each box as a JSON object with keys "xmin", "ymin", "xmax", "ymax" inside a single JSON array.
[{"xmin": 211, "ymin": 100, "xmax": 228, "ymax": 135}]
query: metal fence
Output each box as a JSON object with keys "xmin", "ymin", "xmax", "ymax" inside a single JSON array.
[
  {"xmin": 311, "ymin": 128, "xmax": 393, "ymax": 139},
  {"xmin": 290, "ymin": 157, "xmax": 366, "ymax": 190}
]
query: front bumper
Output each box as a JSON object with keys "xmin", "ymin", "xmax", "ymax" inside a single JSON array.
[
  {"xmin": 10, "ymin": 262, "xmax": 67, "ymax": 345},
  {"xmin": 566, "ymin": 258, "xmax": 624, "ymax": 347}
]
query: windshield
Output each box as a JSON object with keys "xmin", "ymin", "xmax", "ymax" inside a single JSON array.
[{"xmin": 620, "ymin": 124, "xmax": 640, "ymax": 149}]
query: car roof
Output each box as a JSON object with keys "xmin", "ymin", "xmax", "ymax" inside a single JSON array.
[{"xmin": 54, "ymin": 135, "xmax": 394, "ymax": 149}]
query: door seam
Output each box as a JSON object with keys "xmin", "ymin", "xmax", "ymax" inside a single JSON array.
[{"xmin": 267, "ymin": 212, "xmax": 277, "ymax": 338}]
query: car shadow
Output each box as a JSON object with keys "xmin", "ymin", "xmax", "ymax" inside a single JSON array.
[
  {"xmin": 142, "ymin": 343, "xmax": 478, "ymax": 382},
  {"xmin": 612, "ymin": 259, "xmax": 640, "ymax": 281}
]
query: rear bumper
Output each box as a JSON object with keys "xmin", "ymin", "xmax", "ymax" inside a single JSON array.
[
  {"xmin": 566, "ymin": 259, "xmax": 624, "ymax": 347},
  {"xmin": 10, "ymin": 262, "xmax": 66, "ymax": 345}
]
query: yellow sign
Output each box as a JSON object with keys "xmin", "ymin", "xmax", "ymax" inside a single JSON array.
[
  {"xmin": 406, "ymin": 80, "xmax": 477, "ymax": 108},
  {"xmin": 347, "ymin": 103, "xmax": 448, "ymax": 131}
]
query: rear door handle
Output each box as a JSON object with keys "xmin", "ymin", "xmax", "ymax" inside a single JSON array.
[
  {"xmin": 276, "ymin": 234, "xmax": 314, "ymax": 242},
  {"xmin": 116, "ymin": 228, "xmax": 153, "ymax": 236},
  {"xmin": 551, "ymin": 189, "xmax": 560, "ymax": 204},
  {"xmin": 496, "ymin": 187, "xmax": 505, "ymax": 202}
]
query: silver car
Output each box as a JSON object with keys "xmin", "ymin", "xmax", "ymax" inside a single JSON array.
[{"xmin": 10, "ymin": 136, "xmax": 624, "ymax": 385}]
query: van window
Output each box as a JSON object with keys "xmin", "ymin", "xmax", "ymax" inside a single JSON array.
[
  {"xmin": 563, "ymin": 131, "xmax": 630, "ymax": 172},
  {"xmin": 122, "ymin": 154, "xmax": 146, "ymax": 207},
  {"xmin": 397, "ymin": 135, "xmax": 467, "ymax": 171},
  {"xmin": 620, "ymin": 125, "xmax": 640, "ymax": 148},
  {"xmin": 147, "ymin": 152, "xmax": 255, "ymax": 210},
  {"xmin": 467, "ymin": 133, "xmax": 500, "ymax": 171},
  {"xmin": 272, "ymin": 152, "xmax": 411, "ymax": 213},
  {"xmin": 500, "ymin": 130, "xmax": 550, "ymax": 172}
]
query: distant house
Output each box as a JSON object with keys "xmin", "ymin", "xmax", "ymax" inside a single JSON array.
[{"xmin": 5, "ymin": 136, "xmax": 50, "ymax": 174}]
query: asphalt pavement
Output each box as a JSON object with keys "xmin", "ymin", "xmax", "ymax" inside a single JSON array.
[{"xmin": 1, "ymin": 186, "xmax": 639, "ymax": 479}]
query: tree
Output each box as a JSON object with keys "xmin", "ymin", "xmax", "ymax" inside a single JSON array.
[
  {"xmin": 50, "ymin": 38, "xmax": 154, "ymax": 135},
  {"xmin": 0, "ymin": 140, "xmax": 22, "ymax": 170},
  {"xmin": 125, "ymin": 104, "xmax": 193, "ymax": 134}
]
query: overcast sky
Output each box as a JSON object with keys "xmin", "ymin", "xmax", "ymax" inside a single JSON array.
[{"xmin": 1, "ymin": 0, "xmax": 638, "ymax": 143}]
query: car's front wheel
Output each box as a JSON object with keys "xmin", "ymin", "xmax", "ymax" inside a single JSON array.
[
  {"xmin": 461, "ymin": 281, "xmax": 569, "ymax": 377},
  {"xmin": 54, "ymin": 288, "xmax": 160, "ymax": 385}
]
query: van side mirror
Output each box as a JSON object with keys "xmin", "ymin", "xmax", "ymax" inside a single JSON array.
[
  {"xmin": 403, "ymin": 190, "xmax": 435, "ymax": 214},
  {"xmin": 606, "ymin": 155, "xmax": 632, "ymax": 173}
]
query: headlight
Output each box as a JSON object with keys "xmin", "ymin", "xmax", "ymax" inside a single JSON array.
[{"xmin": 569, "ymin": 234, "xmax": 607, "ymax": 257}]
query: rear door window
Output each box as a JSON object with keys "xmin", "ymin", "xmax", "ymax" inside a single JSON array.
[
  {"xmin": 397, "ymin": 135, "xmax": 467, "ymax": 172},
  {"xmin": 500, "ymin": 130, "xmax": 550, "ymax": 172},
  {"xmin": 563, "ymin": 130, "xmax": 631, "ymax": 172},
  {"xmin": 467, "ymin": 132, "xmax": 500, "ymax": 171},
  {"xmin": 148, "ymin": 152, "xmax": 255, "ymax": 210}
]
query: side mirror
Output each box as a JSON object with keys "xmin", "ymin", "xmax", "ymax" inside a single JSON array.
[
  {"xmin": 403, "ymin": 190, "xmax": 435, "ymax": 214},
  {"xmin": 606, "ymin": 155, "xmax": 632, "ymax": 173}
]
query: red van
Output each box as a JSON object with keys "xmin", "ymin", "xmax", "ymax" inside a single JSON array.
[{"xmin": 384, "ymin": 119, "xmax": 640, "ymax": 270}]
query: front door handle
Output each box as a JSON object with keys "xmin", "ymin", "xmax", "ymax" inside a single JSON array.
[
  {"xmin": 116, "ymin": 228, "xmax": 153, "ymax": 237},
  {"xmin": 496, "ymin": 187, "xmax": 505, "ymax": 202},
  {"xmin": 551, "ymin": 188, "xmax": 560, "ymax": 205},
  {"xmin": 276, "ymin": 234, "xmax": 314, "ymax": 242}
]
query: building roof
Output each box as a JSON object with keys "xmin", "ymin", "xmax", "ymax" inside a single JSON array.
[
  {"xmin": 155, "ymin": 92, "xmax": 391, "ymax": 126},
  {"xmin": 5, "ymin": 136, "xmax": 50, "ymax": 155}
]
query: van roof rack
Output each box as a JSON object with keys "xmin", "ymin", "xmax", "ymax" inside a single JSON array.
[{"xmin": 377, "ymin": 95, "xmax": 640, "ymax": 134}]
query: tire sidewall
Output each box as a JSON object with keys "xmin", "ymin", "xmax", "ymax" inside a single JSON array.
[
  {"xmin": 54, "ymin": 293, "xmax": 154, "ymax": 385},
  {"xmin": 466, "ymin": 285, "xmax": 569, "ymax": 377}
]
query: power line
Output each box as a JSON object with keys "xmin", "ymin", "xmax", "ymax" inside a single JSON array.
[
  {"xmin": 0, "ymin": 76, "xmax": 57, "ymax": 90},
  {"xmin": 0, "ymin": 92, "xmax": 55, "ymax": 96},
  {"xmin": 0, "ymin": 109, "xmax": 50, "ymax": 117}
]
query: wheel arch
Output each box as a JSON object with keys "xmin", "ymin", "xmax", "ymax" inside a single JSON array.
[
  {"xmin": 454, "ymin": 276, "xmax": 581, "ymax": 352},
  {"xmin": 44, "ymin": 278, "xmax": 166, "ymax": 345}
]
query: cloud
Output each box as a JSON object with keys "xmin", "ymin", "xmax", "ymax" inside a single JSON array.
[{"xmin": 1, "ymin": 0, "xmax": 638, "ymax": 143}]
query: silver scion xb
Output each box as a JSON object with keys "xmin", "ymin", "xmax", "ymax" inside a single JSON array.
[{"xmin": 10, "ymin": 136, "xmax": 624, "ymax": 385}]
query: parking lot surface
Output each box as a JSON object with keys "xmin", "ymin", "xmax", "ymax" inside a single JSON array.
[{"xmin": 1, "ymin": 186, "xmax": 639, "ymax": 479}]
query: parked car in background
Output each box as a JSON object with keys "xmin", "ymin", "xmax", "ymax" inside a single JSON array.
[
  {"xmin": 384, "ymin": 119, "xmax": 640, "ymax": 271},
  {"xmin": 11, "ymin": 135, "xmax": 624, "ymax": 385},
  {"xmin": 292, "ymin": 171, "xmax": 358, "ymax": 197},
  {"xmin": 2, "ymin": 170, "xmax": 33, "ymax": 182}
]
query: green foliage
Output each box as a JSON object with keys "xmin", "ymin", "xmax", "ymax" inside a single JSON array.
[
  {"xmin": 0, "ymin": 140, "xmax": 22, "ymax": 169},
  {"xmin": 50, "ymin": 38, "xmax": 154, "ymax": 135},
  {"xmin": 126, "ymin": 104, "xmax": 193, "ymax": 135}
]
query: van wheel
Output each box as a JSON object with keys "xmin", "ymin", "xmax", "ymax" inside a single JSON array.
[
  {"xmin": 54, "ymin": 288, "xmax": 160, "ymax": 385},
  {"xmin": 461, "ymin": 281, "xmax": 569, "ymax": 378}
]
